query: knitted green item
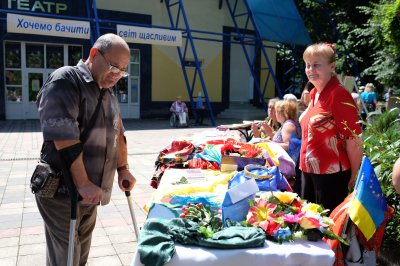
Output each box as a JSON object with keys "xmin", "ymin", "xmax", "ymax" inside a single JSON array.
[{"xmin": 138, "ymin": 218, "xmax": 265, "ymax": 266}]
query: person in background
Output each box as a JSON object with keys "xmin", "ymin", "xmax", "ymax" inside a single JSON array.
[
  {"xmin": 392, "ymin": 157, "xmax": 400, "ymax": 194},
  {"xmin": 351, "ymin": 87, "xmax": 362, "ymax": 114},
  {"xmin": 170, "ymin": 95, "xmax": 189, "ymax": 125},
  {"xmin": 35, "ymin": 33, "xmax": 136, "ymax": 265},
  {"xmin": 195, "ymin": 91, "xmax": 205, "ymax": 125},
  {"xmin": 283, "ymin": 93, "xmax": 298, "ymax": 102},
  {"xmin": 298, "ymin": 82, "xmax": 313, "ymax": 114},
  {"xmin": 384, "ymin": 88, "xmax": 393, "ymax": 111},
  {"xmin": 252, "ymin": 98, "xmax": 280, "ymax": 139},
  {"xmin": 361, "ymin": 83, "xmax": 377, "ymax": 112},
  {"xmin": 266, "ymin": 100, "xmax": 301, "ymax": 151},
  {"xmin": 300, "ymin": 42, "xmax": 363, "ymax": 212}
]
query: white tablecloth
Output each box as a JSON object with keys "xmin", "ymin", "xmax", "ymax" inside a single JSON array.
[{"xmin": 131, "ymin": 239, "xmax": 335, "ymax": 266}]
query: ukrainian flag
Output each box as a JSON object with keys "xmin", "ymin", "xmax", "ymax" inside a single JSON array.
[{"xmin": 348, "ymin": 157, "xmax": 388, "ymax": 240}]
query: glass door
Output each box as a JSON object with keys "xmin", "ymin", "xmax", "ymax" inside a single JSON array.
[
  {"xmin": 24, "ymin": 70, "xmax": 46, "ymax": 119},
  {"xmin": 116, "ymin": 48, "xmax": 140, "ymax": 119}
]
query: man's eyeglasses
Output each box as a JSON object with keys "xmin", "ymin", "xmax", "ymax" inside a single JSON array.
[{"xmin": 98, "ymin": 50, "xmax": 129, "ymax": 77}]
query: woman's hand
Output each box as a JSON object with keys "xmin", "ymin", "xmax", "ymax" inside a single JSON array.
[
  {"xmin": 251, "ymin": 123, "xmax": 260, "ymax": 138},
  {"xmin": 348, "ymin": 177, "xmax": 357, "ymax": 191},
  {"xmin": 260, "ymin": 121, "xmax": 273, "ymax": 137}
]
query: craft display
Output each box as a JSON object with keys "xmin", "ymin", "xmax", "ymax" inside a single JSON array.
[
  {"xmin": 244, "ymin": 191, "xmax": 347, "ymax": 244},
  {"xmin": 137, "ymin": 128, "xmax": 339, "ymax": 266}
]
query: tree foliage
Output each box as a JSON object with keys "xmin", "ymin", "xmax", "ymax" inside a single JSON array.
[
  {"xmin": 287, "ymin": 0, "xmax": 400, "ymax": 93},
  {"xmin": 362, "ymin": 108, "xmax": 400, "ymax": 247}
]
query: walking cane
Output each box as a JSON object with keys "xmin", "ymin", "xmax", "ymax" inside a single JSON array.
[
  {"xmin": 58, "ymin": 160, "xmax": 78, "ymax": 266},
  {"xmin": 122, "ymin": 180, "xmax": 139, "ymax": 239},
  {"xmin": 58, "ymin": 167, "xmax": 78, "ymax": 266}
]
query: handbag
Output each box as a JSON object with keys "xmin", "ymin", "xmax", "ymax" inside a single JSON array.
[{"xmin": 30, "ymin": 162, "xmax": 61, "ymax": 198}]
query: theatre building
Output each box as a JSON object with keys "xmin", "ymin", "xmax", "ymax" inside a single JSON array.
[{"xmin": 0, "ymin": 0, "xmax": 283, "ymax": 121}]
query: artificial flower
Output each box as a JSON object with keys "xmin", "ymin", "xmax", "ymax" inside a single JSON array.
[
  {"xmin": 273, "ymin": 227, "xmax": 292, "ymax": 241},
  {"xmin": 244, "ymin": 191, "xmax": 349, "ymax": 245},
  {"xmin": 180, "ymin": 202, "xmax": 223, "ymax": 238},
  {"xmin": 246, "ymin": 199, "xmax": 277, "ymax": 233},
  {"xmin": 283, "ymin": 212, "xmax": 304, "ymax": 224},
  {"xmin": 299, "ymin": 216, "xmax": 322, "ymax": 229},
  {"xmin": 301, "ymin": 203, "xmax": 323, "ymax": 215},
  {"xmin": 274, "ymin": 191, "xmax": 297, "ymax": 204}
]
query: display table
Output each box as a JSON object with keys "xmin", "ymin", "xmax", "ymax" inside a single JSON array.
[
  {"xmin": 217, "ymin": 121, "xmax": 255, "ymax": 142},
  {"xmin": 134, "ymin": 172, "xmax": 335, "ymax": 266},
  {"xmin": 132, "ymin": 131, "xmax": 335, "ymax": 266},
  {"xmin": 131, "ymin": 239, "xmax": 335, "ymax": 266}
]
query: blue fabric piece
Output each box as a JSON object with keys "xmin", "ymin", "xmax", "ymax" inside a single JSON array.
[
  {"xmin": 247, "ymin": 0, "xmax": 312, "ymax": 46},
  {"xmin": 222, "ymin": 192, "xmax": 255, "ymax": 226},
  {"xmin": 169, "ymin": 195, "xmax": 221, "ymax": 209},
  {"xmin": 288, "ymin": 134, "xmax": 302, "ymax": 165},
  {"xmin": 229, "ymin": 167, "xmax": 287, "ymax": 191},
  {"xmin": 194, "ymin": 145, "xmax": 221, "ymax": 164}
]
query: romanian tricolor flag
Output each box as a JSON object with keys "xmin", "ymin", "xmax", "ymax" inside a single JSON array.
[{"xmin": 348, "ymin": 156, "xmax": 388, "ymax": 240}]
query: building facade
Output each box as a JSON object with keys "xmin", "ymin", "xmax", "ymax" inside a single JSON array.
[{"xmin": 1, "ymin": 0, "xmax": 277, "ymax": 120}]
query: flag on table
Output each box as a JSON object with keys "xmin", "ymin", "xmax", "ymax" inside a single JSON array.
[{"xmin": 348, "ymin": 156, "xmax": 388, "ymax": 240}]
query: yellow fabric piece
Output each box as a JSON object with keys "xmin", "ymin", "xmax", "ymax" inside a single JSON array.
[
  {"xmin": 145, "ymin": 169, "xmax": 235, "ymax": 211},
  {"xmin": 254, "ymin": 142, "xmax": 280, "ymax": 167},
  {"xmin": 348, "ymin": 197, "xmax": 376, "ymax": 240}
]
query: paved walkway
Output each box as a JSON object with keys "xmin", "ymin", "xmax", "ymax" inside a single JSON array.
[{"xmin": 0, "ymin": 118, "xmax": 239, "ymax": 266}]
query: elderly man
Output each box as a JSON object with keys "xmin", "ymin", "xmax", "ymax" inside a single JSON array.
[{"xmin": 35, "ymin": 33, "xmax": 136, "ymax": 265}]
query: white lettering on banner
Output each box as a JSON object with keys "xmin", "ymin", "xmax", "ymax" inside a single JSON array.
[
  {"xmin": 7, "ymin": 0, "xmax": 68, "ymax": 14},
  {"xmin": 7, "ymin": 13, "xmax": 90, "ymax": 39},
  {"xmin": 117, "ymin": 25, "xmax": 182, "ymax": 47}
]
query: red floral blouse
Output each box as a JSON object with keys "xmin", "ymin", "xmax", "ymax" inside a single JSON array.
[{"xmin": 299, "ymin": 76, "xmax": 361, "ymax": 174}]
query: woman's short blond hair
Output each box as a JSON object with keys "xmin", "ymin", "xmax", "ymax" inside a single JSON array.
[
  {"xmin": 303, "ymin": 43, "xmax": 336, "ymax": 63},
  {"xmin": 365, "ymin": 83, "xmax": 375, "ymax": 92},
  {"xmin": 274, "ymin": 100, "xmax": 298, "ymax": 121}
]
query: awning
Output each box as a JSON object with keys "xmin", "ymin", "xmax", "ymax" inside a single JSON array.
[{"xmin": 247, "ymin": 0, "xmax": 312, "ymax": 46}]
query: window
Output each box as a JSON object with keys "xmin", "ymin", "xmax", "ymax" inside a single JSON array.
[
  {"xmin": 26, "ymin": 44, "xmax": 44, "ymax": 68},
  {"xmin": 115, "ymin": 49, "xmax": 140, "ymax": 104},
  {"xmin": 130, "ymin": 49, "xmax": 140, "ymax": 103},
  {"xmin": 4, "ymin": 42, "xmax": 83, "ymax": 104},
  {"xmin": 28, "ymin": 73, "xmax": 43, "ymax": 102},
  {"xmin": 5, "ymin": 42, "xmax": 21, "ymax": 68},
  {"xmin": 47, "ymin": 45, "xmax": 64, "ymax": 69},
  {"xmin": 4, "ymin": 42, "xmax": 22, "ymax": 102},
  {"xmin": 68, "ymin": 46, "xmax": 83, "ymax": 66}
]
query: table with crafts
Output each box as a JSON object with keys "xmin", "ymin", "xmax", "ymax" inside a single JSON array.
[
  {"xmin": 131, "ymin": 129, "xmax": 336, "ymax": 266},
  {"xmin": 216, "ymin": 121, "xmax": 256, "ymax": 142}
]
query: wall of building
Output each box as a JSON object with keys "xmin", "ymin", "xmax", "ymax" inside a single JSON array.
[{"xmin": 1, "ymin": 0, "xmax": 278, "ymax": 120}]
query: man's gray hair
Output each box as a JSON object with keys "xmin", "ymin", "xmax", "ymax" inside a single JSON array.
[{"xmin": 93, "ymin": 33, "xmax": 128, "ymax": 52}]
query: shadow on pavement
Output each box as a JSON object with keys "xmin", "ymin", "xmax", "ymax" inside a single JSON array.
[{"xmin": 0, "ymin": 117, "xmax": 245, "ymax": 132}]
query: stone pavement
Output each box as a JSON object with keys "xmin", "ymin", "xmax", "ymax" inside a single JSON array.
[{"xmin": 0, "ymin": 118, "xmax": 240, "ymax": 266}]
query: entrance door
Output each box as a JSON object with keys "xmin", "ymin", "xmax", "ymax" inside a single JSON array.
[
  {"xmin": 24, "ymin": 70, "xmax": 48, "ymax": 119},
  {"xmin": 229, "ymin": 39, "xmax": 255, "ymax": 103}
]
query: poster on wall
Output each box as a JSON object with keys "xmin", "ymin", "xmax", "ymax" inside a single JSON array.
[
  {"xmin": 117, "ymin": 25, "xmax": 182, "ymax": 47},
  {"xmin": 7, "ymin": 13, "xmax": 90, "ymax": 39}
]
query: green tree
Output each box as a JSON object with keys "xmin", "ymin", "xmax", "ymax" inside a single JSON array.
[{"xmin": 352, "ymin": 0, "xmax": 400, "ymax": 89}]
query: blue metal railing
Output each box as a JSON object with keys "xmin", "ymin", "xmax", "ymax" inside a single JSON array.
[
  {"xmin": 164, "ymin": 0, "xmax": 216, "ymax": 126},
  {"xmin": 225, "ymin": 0, "xmax": 283, "ymax": 115}
]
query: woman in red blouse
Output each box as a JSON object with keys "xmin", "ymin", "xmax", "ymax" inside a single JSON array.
[{"xmin": 299, "ymin": 43, "xmax": 363, "ymax": 212}]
